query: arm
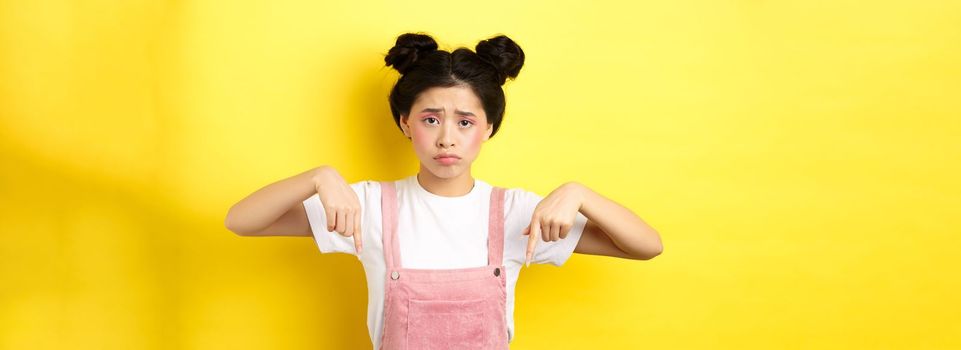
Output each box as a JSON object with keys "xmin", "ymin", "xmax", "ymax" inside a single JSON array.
[
  {"xmin": 224, "ymin": 166, "xmax": 325, "ymax": 236},
  {"xmin": 568, "ymin": 182, "xmax": 663, "ymax": 260}
]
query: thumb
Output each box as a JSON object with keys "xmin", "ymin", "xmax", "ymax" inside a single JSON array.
[{"xmin": 523, "ymin": 226, "xmax": 530, "ymax": 235}]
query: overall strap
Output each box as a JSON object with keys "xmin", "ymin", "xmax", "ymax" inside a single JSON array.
[
  {"xmin": 380, "ymin": 181, "xmax": 401, "ymax": 270},
  {"xmin": 488, "ymin": 187, "xmax": 506, "ymax": 265}
]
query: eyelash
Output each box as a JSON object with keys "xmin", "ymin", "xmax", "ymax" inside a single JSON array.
[{"xmin": 423, "ymin": 117, "xmax": 473, "ymax": 128}]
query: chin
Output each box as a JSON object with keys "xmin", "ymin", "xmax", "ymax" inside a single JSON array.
[
  {"xmin": 423, "ymin": 162, "xmax": 470, "ymax": 179},
  {"xmin": 428, "ymin": 166, "xmax": 461, "ymax": 178}
]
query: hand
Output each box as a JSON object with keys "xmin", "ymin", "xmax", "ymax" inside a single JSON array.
[
  {"xmin": 523, "ymin": 182, "xmax": 584, "ymax": 267},
  {"xmin": 312, "ymin": 166, "xmax": 363, "ymax": 254}
]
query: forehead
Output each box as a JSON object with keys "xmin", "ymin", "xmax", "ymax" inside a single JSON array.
[{"xmin": 412, "ymin": 85, "xmax": 484, "ymax": 113}]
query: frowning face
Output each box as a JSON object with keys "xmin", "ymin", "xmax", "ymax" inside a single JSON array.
[{"xmin": 399, "ymin": 85, "xmax": 493, "ymax": 180}]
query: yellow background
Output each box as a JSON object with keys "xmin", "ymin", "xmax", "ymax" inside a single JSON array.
[{"xmin": 2, "ymin": 0, "xmax": 959, "ymax": 349}]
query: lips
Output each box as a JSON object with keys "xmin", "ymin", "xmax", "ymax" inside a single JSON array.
[
  {"xmin": 433, "ymin": 153, "xmax": 461, "ymax": 159},
  {"xmin": 434, "ymin": 153, "xmax": 461, "ymax": 165}
]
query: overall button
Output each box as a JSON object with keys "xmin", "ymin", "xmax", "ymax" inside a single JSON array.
[
  {"xmin": 493, "ymin": 268, "xmax": 501, "ymax": 277},
  {"xmin": 391, "ymin": 271, "xmax": 400, "ymax": 280}
]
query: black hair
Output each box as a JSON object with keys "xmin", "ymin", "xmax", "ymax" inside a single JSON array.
[{"xmin": 384, "ymin": 32, "xmax": 525, "ymax": 139}]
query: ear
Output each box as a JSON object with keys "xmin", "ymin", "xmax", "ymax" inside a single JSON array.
[
  {"xmin": 400, "ymin": 114, "xmax": 411, "ymax": 137},
  {"xmin": 484, "ymin": 123, "xmax": 493, "ymax": 141}
]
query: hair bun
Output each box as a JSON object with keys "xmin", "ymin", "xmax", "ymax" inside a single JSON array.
[
  {"xmin": 384, "ymin": 33, "xmax": 439, "ymax": 75},
  {"xmin": 475, "ymin": 35, "xmax": 525, "ymax": 85}
]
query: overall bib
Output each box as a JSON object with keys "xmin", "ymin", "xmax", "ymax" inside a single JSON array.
[{"xmin": 378, "ymin": 181, "xmax": 510, "ymax": 350}]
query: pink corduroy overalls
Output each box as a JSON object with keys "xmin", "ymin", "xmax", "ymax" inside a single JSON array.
[{"xmin": 378, "ymin": 181, "xmax": 510, "ymax": 350}]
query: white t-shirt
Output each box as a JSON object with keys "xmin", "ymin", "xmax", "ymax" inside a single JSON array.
[{"xmin": 302, "ymin": 174, "xmax": 587, "ymax": 349}]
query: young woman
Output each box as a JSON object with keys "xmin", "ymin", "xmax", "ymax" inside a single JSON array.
[{"xmin": 225, "ymin": 32, "xmax": 663, "ymax": 350}]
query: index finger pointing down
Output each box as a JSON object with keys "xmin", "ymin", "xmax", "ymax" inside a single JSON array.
[{"xmin": 526, "ymin": 220, "xmax": 541, "ymax": 267}]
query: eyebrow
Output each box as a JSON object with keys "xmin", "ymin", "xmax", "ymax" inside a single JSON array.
[{"xmin": 420, "ymin": 107, "xmax": 476, "ymax": 117}]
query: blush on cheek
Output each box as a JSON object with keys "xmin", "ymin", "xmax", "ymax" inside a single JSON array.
[
  {"xmin": 472, "ymin": 129, "xmax": 486, "ymax": 143},
  {"xmin": 411, "ymin": 128, "xmax": 432, "ymax": 149},
  {"xmin": 462, "ymin": 130, "xmax": 484, "ymax": 154}
]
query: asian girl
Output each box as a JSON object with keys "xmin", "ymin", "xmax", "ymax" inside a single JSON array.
[{"xmin": 225, "ymin": 32, "xmax": 663, "ymax": 349}]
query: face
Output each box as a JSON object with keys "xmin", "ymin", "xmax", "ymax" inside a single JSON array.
[{"xmin": 399, "ymin": 85, "xmax": 493, "ymax": 180}]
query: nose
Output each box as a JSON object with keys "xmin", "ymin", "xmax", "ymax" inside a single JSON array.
[
  {"xmin": 437, "ymin": 139, "xmax": 454, "ymax": 148},
  {"xmin": 436, "ymin": 123, "xmax": 455, "ymax": 149}
]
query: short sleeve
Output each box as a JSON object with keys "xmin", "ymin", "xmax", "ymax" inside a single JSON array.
[
  {"xmin": 302, "ymin": 181, "xmax": 369, "ymax": 256},
  {"xmin": 516, "ymin": 190, "xmax": 587, "ymax": 267}
]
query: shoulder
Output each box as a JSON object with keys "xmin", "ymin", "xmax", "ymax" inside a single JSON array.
[
  {"xmin": 502, "ymin": 186, "xmax": 541, "ymax": 203},
  {"xmin": 345, "ymin": 180, "xmax": 384, "ymax": 207},
  {"xmin": 349, "ymin": 180, "xmax": 382, "ymax": 193},
  {"xmin": 499, "ymin": 186, "xmax": 542, "ymax": 215}
]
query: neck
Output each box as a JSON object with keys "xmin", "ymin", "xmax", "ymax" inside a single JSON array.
[{"xmin": 416, "ymin": 168, "xmax": 475, "ymax": 197}]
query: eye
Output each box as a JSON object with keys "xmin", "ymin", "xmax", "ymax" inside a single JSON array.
[
  {"xmin": 423, "ymin": 117, "xmax": 439, "ymax": 125},
  {"xmin": 459, "ymin": 120, "xmax": 473, "ymax": 128}
]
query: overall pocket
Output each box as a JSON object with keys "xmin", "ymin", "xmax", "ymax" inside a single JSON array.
[{"xmin": 407, "ymin": 297, "xmax": 497, "ymax": 349}]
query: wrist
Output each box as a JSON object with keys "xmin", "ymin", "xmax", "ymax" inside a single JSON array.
[
  {"xmin": 562, "ymin": 181, "xmax": 589, "ymax": 209},
  {"xmin": 310, "ymin": 166, "xmax": 332, "ymax": 189}
]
